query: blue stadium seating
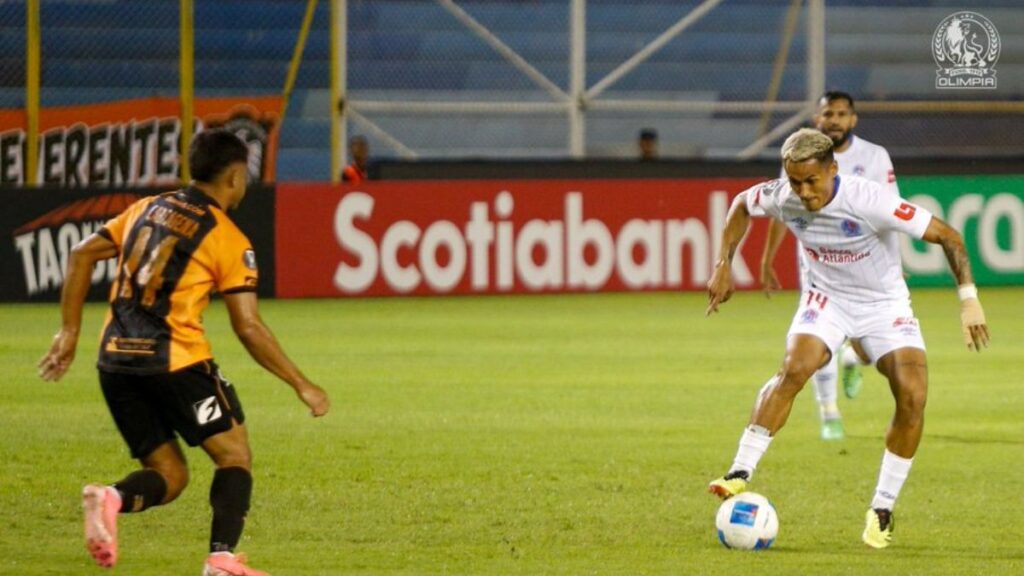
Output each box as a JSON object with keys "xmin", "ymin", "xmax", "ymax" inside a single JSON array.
[{"xmin": 1, "ymin": 0, "xmax": 1020, "ymax": 178}]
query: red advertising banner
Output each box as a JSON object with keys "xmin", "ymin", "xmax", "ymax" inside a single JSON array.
[
  {"xmin": 275, "ymin": 180, "xmax": 798, "ymax": 298},
  {"xmin": 0, "ymin": 97, "xmax": 281, "ymax": 186}
]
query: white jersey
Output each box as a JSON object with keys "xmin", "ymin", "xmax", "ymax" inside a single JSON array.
[
  {"xmin": 780, "ymin": 134, "xmax": 901, "ymax": 287},
  {"xmin": 835, "ymin": 135, "xmax": 899, "ymax": 195},
  {"xmin": 745, "ymin": 175, "xmax": 932, "ymax": 304}
]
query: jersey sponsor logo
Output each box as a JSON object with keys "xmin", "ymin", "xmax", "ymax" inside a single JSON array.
[
  {"xmin": 243, "ymin": 249, "xmax": 257, "ymax": 270},
  {"xmin": 894, "ymin": 202, "xmax": 917, "ymax": 221},
  {"xmin": 933, "ymin": 11, "xmax": 1000, "ymax": 90},
  {"xmin": 840, "ymin": 219, "xmax": 863, "ymax": 237},
  {"xmin": 104, "ymin": 336, "xmax": 158, "ymax": 355},
  {"xmin": 193, "ymin": 396, "xmax": 223, "ymax": 425},
  {"xmin": 806, "ymin": 246, "xmax": 871, "ymax": 264}
]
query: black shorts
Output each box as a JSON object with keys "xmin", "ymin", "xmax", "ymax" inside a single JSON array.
[{"xmin": 99, "ymin": 360, "xmax": 246, "ymax": 459}]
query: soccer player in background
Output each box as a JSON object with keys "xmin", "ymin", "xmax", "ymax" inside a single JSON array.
[
  {"xmin": 760, "ymin": 92, "xmax": 900, "ymax": 441},
  {"xmin": 38, "ymin": 130, "xmax": 330, "ymax": 575},
  {"xmin": 706, "ymin": 129, "xmax": 988, "ymax": 548}
]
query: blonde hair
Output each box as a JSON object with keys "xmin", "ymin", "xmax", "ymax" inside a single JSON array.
[{"xmin": 781, "ymin": 128, "xmax": 834, "ymax": 163}]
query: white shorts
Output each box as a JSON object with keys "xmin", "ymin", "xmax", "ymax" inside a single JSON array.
[{"xmin": 787, "ymin": 288, "xmax": 926, "ymax": 364}]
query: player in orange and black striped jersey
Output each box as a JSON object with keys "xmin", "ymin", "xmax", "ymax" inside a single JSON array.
[{"xmin": 39, "ymin": 130, "xmax": 329, "ymax": 576}]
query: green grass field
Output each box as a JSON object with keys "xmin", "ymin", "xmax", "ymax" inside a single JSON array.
[{"xmin": 2, "ymin": 288, "xmax": 1022, "ymax": 575}]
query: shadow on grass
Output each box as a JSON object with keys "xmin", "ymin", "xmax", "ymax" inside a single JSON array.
[
  {"xmin": 889, "ymin": 544, "xmax": 1024, "ymax": 562},
  {"xmin": 926, "ymin": 434, "xmax": 1024, "ymax": 447},
  {"xmin": 744, "ymin": 544, "xmax": 1024, "ymax": 562},
  {"xmin": 842, "ymin": 434, "xmax": 1023, "ymax": 447}
]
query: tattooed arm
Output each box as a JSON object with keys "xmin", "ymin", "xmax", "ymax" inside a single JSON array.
[{"xmin": 921, "ymin": 216, "xmax": 989, "ymax": 351}]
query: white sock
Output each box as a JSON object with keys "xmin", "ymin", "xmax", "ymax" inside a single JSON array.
[
  {"xmin": 840, "ymin": 340, "xmax": 862, "ymax": 367},
  {"xmin": 870, "ymin": 449, "xmax": 914, "ymax": 510},
  {"xmin": 729, "ymin": 425, "xmax": 773, "ymax": 479},
  {"xmin": 813, "ymin": 353, "xmax": 840, "ymax": 420}
]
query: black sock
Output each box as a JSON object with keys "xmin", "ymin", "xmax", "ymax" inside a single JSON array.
[
  {"xmin": 209, "ymin": 467, "xmax": 252, "ymax": 553},
  {"xmin": 114, "ymin": 469, "xmax": 168, "ymax": 513}
]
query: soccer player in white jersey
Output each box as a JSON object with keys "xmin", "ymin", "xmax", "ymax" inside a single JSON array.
[
  {"xmin": 760, "ymin": 91, "xmax": 899, "ymax": 441},
  {"xmin": 706, "ymin": 128, "xmax": 989, "ymax": 548}
]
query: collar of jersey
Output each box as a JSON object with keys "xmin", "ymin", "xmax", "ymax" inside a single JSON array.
[
  {"xmin": 183, "ymin": 186, "xmax": 223, "ymax": 211},
  {"xmin": 819, "ymin": 175, "xmax": 841, "ymax": 210}
]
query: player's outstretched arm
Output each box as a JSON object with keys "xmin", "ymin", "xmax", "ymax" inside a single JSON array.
[
  {"xmin": 223, "ymin": 292, "xmax": 330, "ymax": 416},
  {"xmin": 921, "ymin": 216, "xmax": 990, "ymax": 352},
  {"xmin": 706, "ymin": 192, "xmax": 752, "ymax": 316},
  {"xmin": 759, "ymin": 218, "xmax": 788, "ymax": 297},
  {"xmin": 39, "ymin": 232, "xmax": 118, "ymax": 381}
]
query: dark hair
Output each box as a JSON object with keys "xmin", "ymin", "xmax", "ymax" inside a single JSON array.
[
  {"xmin": 820, "ymin": 90, "xmax": 855, "ymax": 110},
  {"xmin": 189, "ymin": 130, "xmax": 248, "ymax": 183},
  {"xmin": 350, "ymin": 135, "xmax": 367, "ymax": 146},
  {"xmin": 639, "ymin": 128, "xmax": 658, "ymax": 141}
]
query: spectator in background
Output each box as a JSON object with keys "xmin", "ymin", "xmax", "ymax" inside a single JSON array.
[
  {"xmin": 341, "ymin": 135, "xmax": 369, "ymax": 184},
  {"xmin": 638, "ymin": 128, "xmax": 658, "ymax": 161}
]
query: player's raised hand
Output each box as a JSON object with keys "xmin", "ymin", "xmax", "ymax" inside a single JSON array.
[
  {"xmin": 297, "ymin": 382, "xmax": 330, "ymax": 417},
  {"xmin": 759, "ymin": 261, "xmax": 781, "ymax": 299},
  {"xmin": 38, "ymin": 328, "xmax": 79, "ymax": 381},
  {"xmin": 706, "ymin": 261, "xmax": 735, "ymax": 317},
  {"xmin": 959, "ymin": 297, "xmax": 989, "ymax": 352}
]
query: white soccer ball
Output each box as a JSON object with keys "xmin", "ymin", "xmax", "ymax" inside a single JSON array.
[{"xmin": 715, "ymin": 492, "xmax": 779, "ymax": 550}]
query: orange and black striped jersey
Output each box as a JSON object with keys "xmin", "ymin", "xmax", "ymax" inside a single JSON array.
[{"xmin": 97, "ymin": 187, "xmax": 258, "ymax": 374}]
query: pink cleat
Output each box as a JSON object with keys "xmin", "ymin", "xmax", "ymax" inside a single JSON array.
[
  {"xmin": 203, "ymin": 552, "xmax": 271, "ymax": 576},
  {"xmin": 82, "ymin": 484, "xmax": 121, "ymax": 568}
]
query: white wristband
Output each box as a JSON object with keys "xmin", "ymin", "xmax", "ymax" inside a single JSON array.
[{"xmin": 957, "ymin": 283, "xmax": 978, "ymax": 301}]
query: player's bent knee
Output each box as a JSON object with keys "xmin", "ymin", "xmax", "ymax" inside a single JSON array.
[
  {"xmin": 156, "ymin": 463, "xmax": 190, "ymax": 501},
  {"xmin": 778, "ymin": 363, "xmax": 815, "ymax": 392},
  {"xmin": 895, "ymin": 384, "xmax": 928, "ymax": 416},
  {"xmin": 213, "ymin": 448, "xmax": 252, "ymax": 471}
]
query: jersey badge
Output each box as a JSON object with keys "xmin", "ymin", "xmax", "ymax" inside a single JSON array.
[
  {"xmin": 894, "ymin": 202, "xmax": 917, "ymax": 221},
  {"xmin": 243, "ymin": 249, "xmax": 258, "ymax": 270},
  {"xmin": 799, "ymin": 309, "xmax": 819, "ymax": 324},
  {"xmin": 840, "ymin": 219, "xmax": 863, "ymax": 237}
]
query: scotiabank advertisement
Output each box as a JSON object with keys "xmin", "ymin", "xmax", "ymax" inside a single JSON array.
[{"xmin": 276, "ymin": 180, "xmax": 798, "ymax": 298}]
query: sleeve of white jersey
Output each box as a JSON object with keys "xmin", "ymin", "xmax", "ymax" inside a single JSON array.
[
  {"xmin": 861, "ymin": 184, "xmax": 932, "ymax": 239},
  {"xmin": 878, "ymin": 148, "xmax": 900, "ymax": 197},
  {"xmin": 743, "ymin": 179, "xmax": 785, "ymax": 220}
]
